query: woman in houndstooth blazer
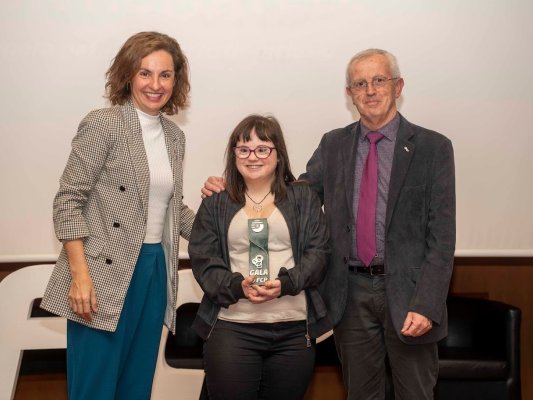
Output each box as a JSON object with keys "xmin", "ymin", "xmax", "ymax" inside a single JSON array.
[{"xmin": 40, "ymin": 32, "xmax": 195, "ymax": 399}]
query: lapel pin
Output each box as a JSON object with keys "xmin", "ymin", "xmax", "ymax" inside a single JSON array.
[{"xmin": 404, "ymin": 146, "xmax": 409, "ymax": 152}]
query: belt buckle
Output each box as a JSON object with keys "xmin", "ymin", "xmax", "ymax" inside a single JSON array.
[{"xmin": 369, "ymin": 264, "xmax": 383, "ymax": 276}]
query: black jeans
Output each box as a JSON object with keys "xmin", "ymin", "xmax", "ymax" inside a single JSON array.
[{"xmin": 203, "ymin": 319, "xmax": 315, "ymax": 400}]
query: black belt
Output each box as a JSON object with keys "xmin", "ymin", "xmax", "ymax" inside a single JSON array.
[{"xmin": 348, "ymin": 264, "xmax": 385, "ymax": 276}]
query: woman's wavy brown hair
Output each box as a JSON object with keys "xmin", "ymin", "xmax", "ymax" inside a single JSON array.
[{"xmin": 105, "ymin": 31, "xmax": 189, "ymax": 115}]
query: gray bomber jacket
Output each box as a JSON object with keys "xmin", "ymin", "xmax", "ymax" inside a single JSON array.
[{"xmin": 188, "ymin": 182, "xmax": 331, "ymax": 340}]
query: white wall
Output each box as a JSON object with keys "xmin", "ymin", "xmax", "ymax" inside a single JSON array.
[{"xmin": 1, "ymin": 0, "xmax": 532, "ymax": 261}]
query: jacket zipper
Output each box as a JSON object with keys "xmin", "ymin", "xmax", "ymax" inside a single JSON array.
[
  {"xmin": 305, "ymin": 318, "xmax": 311, "ymax": 348},
  {"xmin": 207, "ymin": 315, "xmax": 218, "ymax": 339}
]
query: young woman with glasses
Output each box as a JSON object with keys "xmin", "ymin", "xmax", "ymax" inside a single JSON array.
[{"xmin": 188, "ymin": 114, "xmax": 331, "ymax": 400}]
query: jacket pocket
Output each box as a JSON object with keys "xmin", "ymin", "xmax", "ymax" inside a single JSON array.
[
  {"xmin": 396, "ymin": 185, "xmax": 426, "ymax": 238},
  {"xmin": 83, "ymin": 236, "xmax": 106, "ymax": 258},
  {"xmin": 409, "ymin": 267, "xmax": 421, "ymax": 284}
]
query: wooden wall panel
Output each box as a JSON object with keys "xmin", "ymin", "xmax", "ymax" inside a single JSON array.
[{"xmin": 450, "ymin": 262, "xmax": 533, "ymax": 400}]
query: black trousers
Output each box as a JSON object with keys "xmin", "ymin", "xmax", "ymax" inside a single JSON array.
[
  {"xmin": 203, "ymin": 319, "xmax": 315, "ymax": 400},
  {"xmin": 333, "ymin": 272, "xmax": 438, "ymax": 400}
]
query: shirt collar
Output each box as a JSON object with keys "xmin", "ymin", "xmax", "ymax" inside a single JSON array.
[{"xmin": 360, "ymin": 112, "xmax": 400, "ymax": 142}]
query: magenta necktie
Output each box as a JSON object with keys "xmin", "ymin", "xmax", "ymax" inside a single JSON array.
[{"xmin": 356, "ymin": 131, "xmax": 384, "ymax": 267}]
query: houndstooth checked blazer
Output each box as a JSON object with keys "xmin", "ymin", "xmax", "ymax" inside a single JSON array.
[{"xmin": 41, "ymin": 100, "xmax": 195, "ymax": 333}]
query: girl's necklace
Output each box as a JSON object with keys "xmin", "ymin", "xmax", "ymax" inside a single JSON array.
[{"xmin": 245, "ymin": 191, "xmax": 270, "ymax": 212}]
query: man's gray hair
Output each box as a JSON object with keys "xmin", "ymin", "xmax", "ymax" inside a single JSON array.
[{"xmin": 345, "ymin": 49, "xmax": 401, "ymax": 87}]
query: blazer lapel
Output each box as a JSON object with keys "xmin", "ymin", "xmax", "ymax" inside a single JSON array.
[
  {"xmin": 160, "ymin": 116, "xmax": 181, "ymax": 191},
  {"xmin": 343, "ymin": 123, "xmax": 359, "ymax": 220},
  {"xmin": 122, "ymin": 101, "xmax": 150, "ymax": 217},
  {"xmin": 385, "ymin": 116, "xmax": 415, "ymax": 231}
]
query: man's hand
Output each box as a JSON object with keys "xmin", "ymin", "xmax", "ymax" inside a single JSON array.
[
  {"xmin": 401, "ymin": 311, "xmax": 433, "ymax": 337},
  {"xmin": 201, "ymin": 176, "xmax": 226, "ymax": 198}
]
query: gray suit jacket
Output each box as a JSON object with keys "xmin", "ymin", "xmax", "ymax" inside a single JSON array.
[
  {"xmin": 41, "ymin": 100, "xmax": 195, "ymax": 333},
  {"xmin": 300, "ymin": 114, "xmax": 455, "ymax": 344}
]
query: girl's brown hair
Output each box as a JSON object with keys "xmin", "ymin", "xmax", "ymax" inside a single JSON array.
[{"xmin": 224, "ymin": 115, "xmax": 296, "ymax": 203}]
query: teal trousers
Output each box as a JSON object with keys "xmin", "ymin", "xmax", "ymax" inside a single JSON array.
[{"xmin": 67, "ymin": 243, "xmax": 167, "ymax": 400}]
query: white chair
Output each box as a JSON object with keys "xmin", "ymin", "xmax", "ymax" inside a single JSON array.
[
  {"xmin": 0, "ymin": 265, "xmax": 206, "ymax": 400},
  {"xmin": 0, "ymin": 264, "xmax": 66, "ymax": 400},
  {"xmin": 151, "ymin": 268, "xmax": 205, "ymax": 400}
]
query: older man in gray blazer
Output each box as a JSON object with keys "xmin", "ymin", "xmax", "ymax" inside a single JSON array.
[{"xmin": 300, "ymin": 49, "xmax": 455, "ymax": 399}]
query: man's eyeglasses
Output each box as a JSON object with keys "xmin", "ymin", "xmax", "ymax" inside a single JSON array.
[
  {"xmin": 234, "ymin": 146, "xmax": 276, "ymax": 159},
  {"xmin": 348, "ymin": 76, "xmax": 399, "ymax": 92}
]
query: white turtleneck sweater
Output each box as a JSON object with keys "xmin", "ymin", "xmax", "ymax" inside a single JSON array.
[{"xmin": 136, "ymin": 109, "xmax": 174, "ymax": 243}]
